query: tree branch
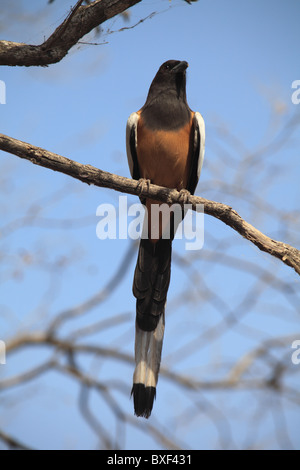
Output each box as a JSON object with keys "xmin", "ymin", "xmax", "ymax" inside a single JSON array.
[
  {"xmin": 0, "ymin": 429, "xmax": 34, "ymax": 450},
  {"xmin": 0, "ymin": 0, "xmax": 142, "ymax": 67},
  {"xmin": 5, "ymin": 332, "xmax": 299, "ymax": 396},
  {"xmin": 1, "ymin": 132, "xmax": 299, "ymax": 275}
]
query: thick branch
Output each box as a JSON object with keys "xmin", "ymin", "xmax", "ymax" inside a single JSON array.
[
  {"xmin": 0, "ymin": 132, "xmax": 300, "ymax": 275},
  {"xmin": 0, "ymin": 0, "xmax": 141, "ymax": 66}
]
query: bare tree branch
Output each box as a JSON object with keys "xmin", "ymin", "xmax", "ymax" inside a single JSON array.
[
  {"xmin": 2, "ymin": 323, "xmax": 299, "ymax": 449},
  {"xmin": 0, "ymin": 360, "xmax": 56, "ymax": 390},
  {"xmin": 0, "ymin": 429, "xmax": 34, "ymax": 450},
  {"xmin": 0, "ymin": 0, "xmax": 142, "ymax": 67},
  {"xmin": 4, "ymin": 332, "xmax": 299, "ymax": 396},
  {"xmin": 1, "ymin": 132, "xmax": 299, "ymax": 275},
  {"xmin": 48, "ymin": 241, "xmax": 136, "ymax": 334}
]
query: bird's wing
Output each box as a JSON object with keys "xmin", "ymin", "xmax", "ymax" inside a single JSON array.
[
  {"xmin": 186, "ymin": 111, "xmax": 205, "ymax": 195},
  {"xmin": 126, "ymin": 112, "xmax": 140, "ymax": 180}
]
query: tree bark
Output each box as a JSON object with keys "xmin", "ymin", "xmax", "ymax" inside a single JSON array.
[
  {"xmin": 1, "ymin": 132, "xmax": 299, "ymax": 275},
  {"xmin": 0, "ymin": 0, "xmax": 142, "ymax": 67}
]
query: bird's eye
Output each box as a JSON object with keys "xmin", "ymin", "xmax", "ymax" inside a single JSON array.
[{"xmin": 165, "ymin": 64, "xmax": 170, "ymax": 70}]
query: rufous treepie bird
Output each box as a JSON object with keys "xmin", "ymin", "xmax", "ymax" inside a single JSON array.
[{"xmin": 126, "ymin": 60, "xmax": 205, "ymax": 418}]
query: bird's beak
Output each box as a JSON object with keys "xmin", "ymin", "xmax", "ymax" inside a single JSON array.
[{"xmin": 172, "ymin": 61, "xmax": 189, "ymax": 73}]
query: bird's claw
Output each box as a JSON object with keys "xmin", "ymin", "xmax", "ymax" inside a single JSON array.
[
  {"xmin": 136, "ymin": 178, "xmax": 151, "ymax": 196},
  {"xmin": 177, "ymin": 189, "xmax": 191, "ymax": 205}
]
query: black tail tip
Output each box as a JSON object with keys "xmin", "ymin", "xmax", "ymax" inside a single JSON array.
[{"xmin": 131, "ymin": 383, "xmax": 156, "ymax": 419}]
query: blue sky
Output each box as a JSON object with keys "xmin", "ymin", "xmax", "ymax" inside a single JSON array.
[{"xmin": 0, "ymin": 0, "xmax": 300, "ymax": 450}]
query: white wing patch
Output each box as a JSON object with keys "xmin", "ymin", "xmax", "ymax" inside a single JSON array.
[
  {"xmin": 126, "ymin": 112, "xmax": 139, "ymax": 178},
  {"xmin": 194, "ymin": 111, "xmax": 205, "ymax": 180}
]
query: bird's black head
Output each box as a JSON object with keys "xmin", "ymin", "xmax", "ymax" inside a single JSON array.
[
  {"xmin": 142, "ymin": 60, "xmax": 190, "ymax": 130},
  {"xmin": 146, "ymin": 60, "xmax": 189, "ymax": 103},
  {"xmin": 157, "ymin": 60, "xmax": 189, "ymax": 76}
]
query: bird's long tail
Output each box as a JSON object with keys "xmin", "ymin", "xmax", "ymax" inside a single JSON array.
[{"xmin": 131, "ymin": 237, "xmax": 172, "ymax": 418}]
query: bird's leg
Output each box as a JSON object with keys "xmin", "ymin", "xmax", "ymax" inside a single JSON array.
[
  {"xmin": 136, "ymin": 178, "xmax": 151, "ymax": 197},
  {"xmin": 177, "ymin": 188, "xmax": 191, "ymax": 206}
]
